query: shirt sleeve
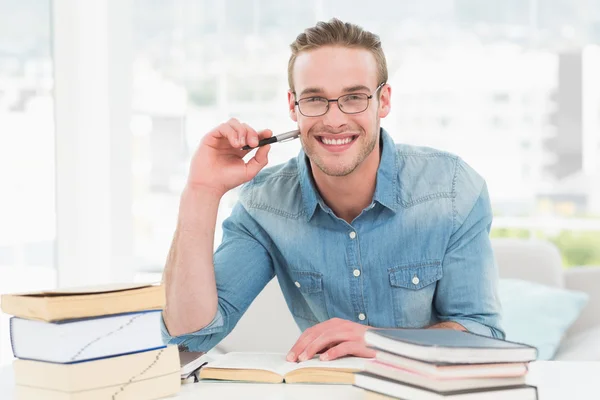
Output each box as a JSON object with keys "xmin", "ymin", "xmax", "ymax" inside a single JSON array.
[
  {"xmin": 434, "ymin": 159, "xmax": 505, "ymax": 339},
  {"xmin": 161, "ymin": 201, "xmax": 275, "ymax": 351}
]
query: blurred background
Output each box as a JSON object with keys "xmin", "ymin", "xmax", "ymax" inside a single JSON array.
[{"xmin": 0, "ymin": 0, "xmax": 599, "ymax": 365}]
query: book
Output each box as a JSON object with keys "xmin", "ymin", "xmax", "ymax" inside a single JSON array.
[
  {"xmin": 13, "ymin": 346, "xmax": 180, "ymax": 399},
  {"xmin": 355, "ymin": 372, "xmax": 538, "ymax": 400},
  {"xmin": 15, "ymin": 373, "xmax": 180, "ymax": 400},
  {"xmin": 364, "ymin": 329, "xmax": 537, "ymax": 364},
  {"xmin": 1, "ymin": 283, "xmax": 165, "ymax": 322},
  {"xmin": 374, "ymin": 350, "xmax": 529, "ymax": 379},
  {"xmin": 10, "ymin": 310, "xmax": 164, "ymax": 363},
  {"xmin": 365, "ymin": 360, "xmax": 526, "ymax": 392},
  {"xmin": 179, "ymin": 350, "xmax": 214, "ymax": 380},
  {"xmin": 198, "ymin": 352, "xmax": 366, "ymax": 384}
]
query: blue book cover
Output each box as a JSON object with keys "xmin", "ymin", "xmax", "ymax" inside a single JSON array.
[{"xmin": 365, "ymin": 329, "xmax": 537, "ymax": 364}]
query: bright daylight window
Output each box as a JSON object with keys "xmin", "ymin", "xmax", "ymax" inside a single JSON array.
[
  {"xmin": 0, "ymin": 0, "xmax": 55, "ymax": 365},
  {"xmin": 131, "ymin": 0, "xmax": 600, "ymax": 272}
]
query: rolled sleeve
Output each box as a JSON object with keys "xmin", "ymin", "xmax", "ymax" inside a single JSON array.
[
  {"xmin": 434, "ymin": 160, "xmax": 505, "ymax": 340},
  {"xmin": 160, "ymin": 308, "xmax": 226, "ymax": 351},
  {"xmin": 451, "ymin": 318, "xmax": 504, "ymax": 339}
]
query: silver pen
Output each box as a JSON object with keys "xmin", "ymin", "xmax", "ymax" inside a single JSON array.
[{"xmin": 242, "ymin": 129, "xmax": 300, "ymax": 150}]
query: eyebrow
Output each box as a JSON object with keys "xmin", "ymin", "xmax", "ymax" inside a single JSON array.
[{"xmin": 298, "ymin": 85, "xmax": 372, "ymax": 97}]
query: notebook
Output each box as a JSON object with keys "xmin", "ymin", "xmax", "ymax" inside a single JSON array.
[
  {"xmin": 364, "ymin": 329, "xmax": 537, "ymax": 364},
  {"xmin": 374, "ymin": 350, "xmax": 529, "ymax": 379},
  {"xmin": 13, "ymin": 346, "xmax": 180, "ymax": 399},
  {"xmin": 198, "ymin": 352, "xmax": 366, "ymax": 384},
  {"xmin": 10, "ymin": 310, "xmax": 164, "ymax": 363},
  {"xmin": 355, "ymin": 372, "xmax": 538, "ymax": 400},
  {"xmin": 1, "ymin": 283, "xmax": 165, "ymax": 322}
]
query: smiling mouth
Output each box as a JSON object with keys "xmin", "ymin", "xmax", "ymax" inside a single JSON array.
[{"xmin": 317, "ymin": 135, "xmax": 358, "ymax": 145}]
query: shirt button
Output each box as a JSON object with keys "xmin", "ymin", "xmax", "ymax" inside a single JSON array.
[
  {"xmin": 353, "ymin": 269, "xmax": 361, "ymax": 277},
  {"xmin": 358, "ymin": 313, "xmax": 366, "ymax": 321},
  {"xmin": 412, "ymin": 276, "xmax": 420, "ymax": 285},
  {"xmin": 295, "ymin": 281, "xmax": 301, "ymax": 288},
  {"xmin": 349, "ymin": 231, "xmax": 357, "ymax": 239}
]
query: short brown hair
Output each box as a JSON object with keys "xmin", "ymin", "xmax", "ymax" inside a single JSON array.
[{"xmin": 288, "ymin": 18, "xmax": 388, "ymax": 93}]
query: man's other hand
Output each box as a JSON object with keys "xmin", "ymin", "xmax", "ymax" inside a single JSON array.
[{"xmin": 286, "ymin": 318, "xmax": 375, "ymax": 362}]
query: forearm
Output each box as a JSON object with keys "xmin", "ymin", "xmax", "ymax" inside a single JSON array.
[
  {"xmin": 162, "ymin": 185, "xmax": 222, "ymax": 337},
  {"xmin": 428, "ymin": 321, "xmax": 467, "ymax": 331}
]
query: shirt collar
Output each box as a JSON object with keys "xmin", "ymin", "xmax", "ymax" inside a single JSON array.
[
  {"xmin": 373, "ymin": 128, "xmax": 400, "ymax": 212},
  {"xmin": 297, "ymin": 127, "xmax": 399, "ymax": 222}
]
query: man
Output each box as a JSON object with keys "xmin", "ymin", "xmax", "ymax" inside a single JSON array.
[{"xmin": 161, "ymin": 18, "xmax": 504, "ymax": 363}]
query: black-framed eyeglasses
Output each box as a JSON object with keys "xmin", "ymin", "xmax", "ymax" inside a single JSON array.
[{"xmin": 294, "ymin": 82, "xmax": 386, "ymax": 117}]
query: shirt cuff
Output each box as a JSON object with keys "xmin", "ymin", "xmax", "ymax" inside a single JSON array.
[
  {"xmin": 449, "ymin": 318, "xmax": 505, "ymax": 340},
  {"xmin": 160, "ymin": 309, "xmax": 226, "ymax": 347}
]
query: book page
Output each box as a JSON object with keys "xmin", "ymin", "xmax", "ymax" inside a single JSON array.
[
  {"xmin": 204, "ymin": 352, "xmax": 291, "ymax": 375},
  {"xmin": 204, "ymin": 352, "xmax": 369, "ymax": 376},
  {"xmin": 293, "ymin": 356, "xmax": 367, "ymax": 372},
  {"xmin": 8, "ymin": 283, "xmax": 158, "ymax": 297},
  {"xmin": 40, "ymin": 283, "xmax": 157, "ymax": 295}
]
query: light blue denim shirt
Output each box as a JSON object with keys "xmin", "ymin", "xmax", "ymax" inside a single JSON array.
[{"xmin": 162, "ymin": 128, "xmax": 504, "ymax": 351}]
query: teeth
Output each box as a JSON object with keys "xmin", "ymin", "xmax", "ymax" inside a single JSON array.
[{"xmin": 322, "ymin": 137, "xmax": 353, "ymax": 145}]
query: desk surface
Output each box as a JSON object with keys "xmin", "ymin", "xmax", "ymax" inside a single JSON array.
[{"xmin": 1, "ymin": 361, "xmax": 599, "ymax": 399}]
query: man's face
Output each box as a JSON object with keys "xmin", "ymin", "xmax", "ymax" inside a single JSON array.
[{"xmin": 288, "ymin": 46, "xmax": 391, "ymax": 177}]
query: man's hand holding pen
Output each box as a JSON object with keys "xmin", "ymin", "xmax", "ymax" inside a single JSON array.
[
  {"xmin": 187, "ymin": 119, "xmax": 301, "ymax": 198},
  {"xmin": 187, "ymin": 118, "xmax": 274, "ymax": 197}
]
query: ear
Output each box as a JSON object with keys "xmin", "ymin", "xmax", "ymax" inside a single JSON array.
[
  {"xmin": 288, "ymin": 91, "xmax": 298, "ymax": 122},
  {"xmin": 378, "ymin": 84, "xmax": 391, "ymax": 118}
]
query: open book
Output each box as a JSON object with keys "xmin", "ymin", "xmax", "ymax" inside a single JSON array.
[{"xmin": 199, "ymin": 352, "xmax": 366, "ymax": 384}]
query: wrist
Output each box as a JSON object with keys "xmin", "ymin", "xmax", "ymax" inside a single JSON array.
[{"xmin": 183, "ymin": 182, "xmax": 225, "ymax": 201}]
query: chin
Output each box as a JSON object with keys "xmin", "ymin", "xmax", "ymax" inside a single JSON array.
[{"xmin": 316, "ymin": 159, "xmax": 360, "ymax": 177}]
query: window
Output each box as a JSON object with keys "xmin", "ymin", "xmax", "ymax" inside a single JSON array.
[
  {"xmin": 0, "ymin": 0, "xmax": 56, "ymax": 366},
  {"xmin": 130, "ymin": 0, "xmax": 600, "ymax": 272}
]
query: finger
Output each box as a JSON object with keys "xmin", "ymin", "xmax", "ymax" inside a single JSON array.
[
  {"xmin": 287, "ymin": 319, "xmax": 340, "ymax": 362},
  {"xmin": 320, "ymin": 341, "xmax": 376, "ymax": 361},
  {"xmin": 257, "ymin": 128, "xmax": 273, "ymax": 139},
  {"xmin": 211, "ymin": 122, "xmax": 240, "ymax": 148},
  {"xmin": 287, "ymin": 323, "xmax": 327, "ymax": 362},
  {"xmin": 242, "ymin": 128, "xmax": 274, "ymax": 152},
  {"xmin": 244, "ymin": 144, "xmax": 270, "ymax": 180},
  {"xmin": 299, "ymin": 330, "xmax": 348, "ymax": 362},
  {"xmin": 243, "ymin": 123, "xmax": 260, "ymax": 148},
  {"xmin": 227, "ymin": 118, "xmax": 248, "ymax": 147}
]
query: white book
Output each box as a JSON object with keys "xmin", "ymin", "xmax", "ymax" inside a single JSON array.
[{"xmin": 10, "ymin": 310, "xmax": 163, "ymax": 363}]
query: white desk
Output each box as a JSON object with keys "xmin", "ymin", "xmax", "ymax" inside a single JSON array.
[{"xmin": 1, "ymin": 361, "xmax": 599, "ymax": 399}]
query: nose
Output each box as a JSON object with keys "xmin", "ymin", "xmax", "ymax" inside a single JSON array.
[{"xmin": 321, "ymin": 101, "xmax": 348, "ymax": 129}]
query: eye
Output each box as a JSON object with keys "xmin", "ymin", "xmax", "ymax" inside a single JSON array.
[
  {"xmin": 304, "ymin": 97, "xmax": 325, "ymax": 103},
  {"xmin": 345, "ymin": 94, "xmax": 365, "ymax": 101}
]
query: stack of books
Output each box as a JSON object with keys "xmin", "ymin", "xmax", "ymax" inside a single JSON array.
[
  {"xmin": 354, "ymin": 329, "xmax": 539, "ymax": 400},
  {"xmin": 1, "ymin": 283, "xmax": 180, "ymax": 400}
]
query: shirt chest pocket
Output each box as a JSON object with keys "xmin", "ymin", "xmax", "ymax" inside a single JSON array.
[
  {"xmin": 289, "ymin": 270, "xmax": 329, "ymax": 324},
  {"xmin": 388, "ymin": 261, "xmax": 443, "ymax": 328}
]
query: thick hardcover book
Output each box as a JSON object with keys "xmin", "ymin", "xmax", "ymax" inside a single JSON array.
[
  {"xmin": 364, "ymin": 329, "xmax": 537, "ymax": 364},
  {"xmin": 1, "ymin": 283, "xmax": 165, "ymax": 322},
  {"xmin": 13, "ymin": 346, "xmax": 181, "ymax": 400},
  {"xmin": 355, "ymin": 372, "xmax": 538, "ymax": 400},
  {"xmin": 10, "ymin": 310, "xmax": 164, "ymax": 363}
]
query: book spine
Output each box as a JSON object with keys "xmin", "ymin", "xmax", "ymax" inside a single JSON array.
[{"xmin": 9, "ymin": 317, "xmax": 17, "ymax": 358}]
